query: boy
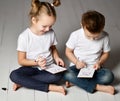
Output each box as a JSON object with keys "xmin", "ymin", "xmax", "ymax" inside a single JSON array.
[{"xmin": 64, "ymin": 10, "xmax": 115, "ymax": 94}]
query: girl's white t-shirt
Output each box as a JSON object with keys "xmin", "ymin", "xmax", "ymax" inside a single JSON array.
[
  {"xmin": 17, "ymin": 28, "xmax": 57, "ymax": 66},
  {"xmin": 66, "ymin": 28, "xmax": 110, "ymax": 66}
]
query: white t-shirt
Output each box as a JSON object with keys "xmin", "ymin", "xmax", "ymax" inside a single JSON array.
[
  {"xmin": 17, "ymin": 28, "xmax": 57, "ymax": 66},
  {"xmin": 66, "ymin": 28, "xmax": 110, "ymax": 66}
]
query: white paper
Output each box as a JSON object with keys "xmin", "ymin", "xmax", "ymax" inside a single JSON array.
[
  {"xmin": 45, "ymin": 64, "xmax": 67, "ymax": 74},
  {"xmin": 77, "ymin": 64, "xmax": 95, "ymax": 78}
]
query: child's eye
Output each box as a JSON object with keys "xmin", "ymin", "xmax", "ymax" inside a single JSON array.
[{"xmin": 42, "ymin": 26, "xmax": 47, "ymax": 28}]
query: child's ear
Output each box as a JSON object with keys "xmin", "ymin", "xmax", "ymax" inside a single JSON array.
[
  {"xmin": 32, "ymin": 17, "xmax": 37, "ymax": 24},
  {"xmin": 80, "ymin": 23, "xmax": 83, "ymax": 28}
]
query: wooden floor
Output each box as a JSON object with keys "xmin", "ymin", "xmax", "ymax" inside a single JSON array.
[{"xmin": 0, "ymin": 0, "xmax": 120, "ymax": 101}]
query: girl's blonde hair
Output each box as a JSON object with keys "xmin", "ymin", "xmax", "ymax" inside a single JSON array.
[{"xmin": 29, "ymin": 0, "xmax": 61, "ymax": 19}]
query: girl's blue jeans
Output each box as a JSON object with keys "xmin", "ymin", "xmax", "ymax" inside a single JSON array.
[
  {"xmin": 63, "ymin": 65, "xmax": 114, "ymax": 93},
  {"xmin": 10, "ymin": 66, "xmax": 63, "ymax": 92}
]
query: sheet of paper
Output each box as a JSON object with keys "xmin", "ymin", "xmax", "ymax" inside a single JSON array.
[
  {"xmin": 45, "ymin": 64, "xmax": 67, "ymax": 74},
  {"xmin": 77, "ymin": 64, "xmax": 95, "ymax": 78}
]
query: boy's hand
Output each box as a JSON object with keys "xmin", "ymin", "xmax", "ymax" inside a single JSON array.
[
  {"xmin": 76, "ymin": 60, "xmax": 86, "ymax": 69},
  {"xmin": 93, "ymin": 62, "xmax": 100, "ymax": 70}
]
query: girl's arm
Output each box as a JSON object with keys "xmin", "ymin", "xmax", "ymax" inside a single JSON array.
[
  {"xmin": 18, "ymin": 51, "xmax": 38, "ymax": 66},
  {"xmin": 50, "ymin": 45, "xmax": 64, "ymax": 66}
]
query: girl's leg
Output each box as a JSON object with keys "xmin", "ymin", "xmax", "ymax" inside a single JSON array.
[
  {"xmin": 49, "ymin": 84, "xmax": 66, "ymax": 95},
  {"xmin": 13, "ymin": 83, "xmax": 21, "ymax": 91},
  {"xmin": 10, "ymin": 67, "xmax": 66, "ymax": 94},
  {"xmin": 10, "ymin": 67, "xmax": 49, "ymax": 92},
  {"xmin": 32, "ymin": 70, "xmax": 66, "ymax": 95}
]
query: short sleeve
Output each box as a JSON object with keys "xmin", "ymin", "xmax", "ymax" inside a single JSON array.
[
  {"xmin": 66, "ymin": 32, "xmax": 76, "ymax": 49},
  {"xmin": 52, "ymin": 31, "xmax": 58, "ymax": 46},
  {"xmin": 103, "ymin": 34, "xmax": 111, "ymax": 52},
  {"xmin": 17, "ymin": 34, "xmax": 27, "ymax": 52}
]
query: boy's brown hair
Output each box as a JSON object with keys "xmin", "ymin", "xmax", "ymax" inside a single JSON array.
[{"xmin": 81, "ymin": 10, "xmax": 105, "ymax": 33}]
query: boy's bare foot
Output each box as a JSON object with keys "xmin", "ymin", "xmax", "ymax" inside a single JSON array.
[
  {"xmin": 13, "ymin": 83, "xmax": 21, "ymax": 91},
  {"xmin": 96, "ymin": 84, "xmax": 115, "ymax": 95},
  {"xmin": 49, "ymin": 84, "xmax": 66, "ymax": 95},
  {"xmin": 65, "ymin": 81, "xmax": 73, "ymax": 88}
]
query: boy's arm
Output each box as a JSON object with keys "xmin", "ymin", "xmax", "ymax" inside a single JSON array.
[
  {"xmin": 18, "ymin": 51, "xmax": 37, "ymax": 66},
  {"xmin": 65, "ymin": 47, "xmax": 78, "ymax": 65},
  {"xmin": 97, "ymin": 52, "xmax": 110, "ymax": 66},
  {"xmin": 65, "ymin": 47, "xmax": 86, "ymax": 69}
]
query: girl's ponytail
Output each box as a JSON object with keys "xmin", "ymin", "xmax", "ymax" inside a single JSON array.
[
  {"xmin": 30, "ymin": 0, "xmax": 41, "ymax": 18},
  {"xmin": 29, "ymin": 0, "xmax": 61, "ymax": 19},
  {"xmin": 53, "ymin": 0, "xmax": 61, "ymax": 7}
]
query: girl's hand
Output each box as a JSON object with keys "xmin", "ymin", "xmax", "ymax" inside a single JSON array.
[
  {"xmin": 76, "ymin": 60, "xmax": 86, "ymax": 69},
  {"xmin": 93, "ymin": 62, "xmax": 100, "ymax": 70},
  {"xmin": 37, "ymin": 56, "xmax": 46, "ymax": 69},
  {"xmin": 55, "ymin": 57, "xmax": 65, "ymax": 67}
]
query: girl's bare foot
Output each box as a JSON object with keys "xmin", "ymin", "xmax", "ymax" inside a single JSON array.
[
  {"xmin": 96, "ymin": 84, "xmax": 115, "ymax": 95},
  {"xmin": 49, "ymin": 84, "xmax": 66, "ymax": 95},
  {"xmin": 65, "ymin": 81, "xmax": 73, "ymax": 88},
  {"xmin": 13, "ymin": 83, "xmax": 21, "ymax": 91}
]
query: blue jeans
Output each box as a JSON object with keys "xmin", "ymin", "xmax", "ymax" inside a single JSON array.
[
  {"xmin": 10, "ymin": 66, "xmax": 63, "ymax": 92},
  {"xmin": 63, "ymin": 65, "xmax": 114, "ymax": 93}
]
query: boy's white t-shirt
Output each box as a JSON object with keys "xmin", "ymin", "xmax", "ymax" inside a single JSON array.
[
  {"xmin": 17, "ymin": 28, "xmax": 57, "ymax": 66},
  {"xmin": 66, "ymin": 28, "xmax": 110, "ymax": 66}
]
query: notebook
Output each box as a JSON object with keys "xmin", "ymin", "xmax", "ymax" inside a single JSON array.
[
  {"xmin": 77, "ymin": 64, "xmax": 95, "ymax": 78},
  {"xmin": 45, "ymin": 64, "xmax": 67, "ymax": 74}
]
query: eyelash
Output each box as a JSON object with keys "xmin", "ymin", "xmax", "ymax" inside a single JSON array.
[{"xmin": 42, "ymin": 26, "xmax": 52, "ymax": 28}]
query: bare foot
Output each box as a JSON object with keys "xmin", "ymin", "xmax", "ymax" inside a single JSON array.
[
  {"xmin": 65, "ymin": 81, "xmax": 73, "ymax": 88},
  {"xmin": 96, "ymin": 84, "xmax": 115, "ymax": 95},
  {"xmin": 49, "ymin": 84, "xmax": 66, "ymax": 95},
  {"xmin": 13, "ymin": 83, "xmax": 21, "ymax": 91}
]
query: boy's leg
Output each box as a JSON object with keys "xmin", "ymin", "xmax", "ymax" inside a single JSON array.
[
  {"xmin": 95, "ymin": 84, "xmax": 115, "ymax": 94},
  {"xmin": 63, "ymin": 65, "xmax": 96, "ymax": 93},
  {"xmin": 95, "ymin": 68, "xmax": 114, "ymax": 84},
  {"xmin": 94, "ymin": 68, "xmax": 115, "ymax": 94}
]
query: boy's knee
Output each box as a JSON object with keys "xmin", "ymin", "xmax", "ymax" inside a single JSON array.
[
  {"xmin": 102, "ymin": 70, "xmax": 114, "ymax": 84},
  {"xmin": 63, "ymin": 71, "xmax": 76, "ymax": 81}
]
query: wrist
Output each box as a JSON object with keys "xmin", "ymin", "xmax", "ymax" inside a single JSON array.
[
  {"xmin": 75, "ymin": 59, "xmax": 78, "ymax": 66},
  {"xmin": 34, "ymin": 60, "xmax": 38, "ymax": 65},
  {"xmin": 97, "ymin": 61, "xmax": 102, "ymax": 66}
]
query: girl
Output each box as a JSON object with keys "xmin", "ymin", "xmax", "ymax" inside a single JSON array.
[{"xmin": 10, "ymin": 0, "xmax": 66, "ymax": 95}]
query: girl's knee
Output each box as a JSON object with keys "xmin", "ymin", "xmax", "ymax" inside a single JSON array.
[
  {"xmin": 10, "ymin": 70, "xmax": 20, "ymax": 82},
  {"xmin": 48, "ymin": 73, "xmax": 63, "ymax": 83}
]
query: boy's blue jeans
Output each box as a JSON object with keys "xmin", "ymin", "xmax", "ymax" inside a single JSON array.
[
  {"xmin": 63, "ymin": 65, "xmax": 114, "ymax": 93},
  {"xmin": 10, "ymin": 66, "xmax": 63, "ymax": 92}
]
